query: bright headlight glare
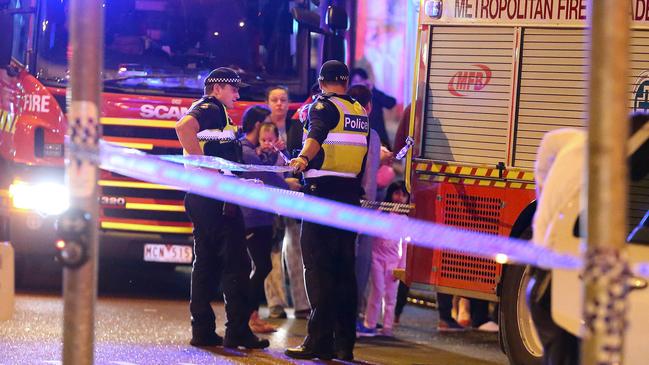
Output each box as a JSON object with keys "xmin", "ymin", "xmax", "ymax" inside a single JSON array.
[{"xmin": 9, "ymin": 181, "xmax": 70, "ymax": 215}]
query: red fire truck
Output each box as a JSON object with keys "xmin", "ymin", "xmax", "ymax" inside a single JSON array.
[
  {"xmin": 404, "ymin": 1, "xmax": 649, "ymax": 364},
  {"xmin": 0, "ymin": 0, "xmax": 327, "ymax": 278}
]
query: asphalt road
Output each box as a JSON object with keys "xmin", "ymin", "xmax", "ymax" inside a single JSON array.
[{"xmin": 2, "ymin": 262, "xmax": 508, "ymax": 365}]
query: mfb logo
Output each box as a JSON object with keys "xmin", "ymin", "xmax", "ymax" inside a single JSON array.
[{"xmin": 447, "ymin": 64, "xmax": 492, "ymax": 97}]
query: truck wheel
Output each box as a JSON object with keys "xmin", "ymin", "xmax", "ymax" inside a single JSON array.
[{"xmin": 500, "ymin": 264, "xmax": 543, "ymax": 365}]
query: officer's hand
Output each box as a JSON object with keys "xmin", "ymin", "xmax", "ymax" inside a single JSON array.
[
  {"xmin": 285, "ymin": 177, "xmax": 302, "ymax": 191},
  {"xmin": 380, "ymin": 146, "xmax": 393, "ymax": 165},
  {"xmin": 289, "ymin": 157, "xmax": 308, "ymax": 173}
]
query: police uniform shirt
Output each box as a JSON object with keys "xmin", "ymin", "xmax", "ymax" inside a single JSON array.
[
  {"xmin": 186, "ymin": 96, "xmax": 240, "ymax": 162},
  {"xmin": 306, "ymin": 93, "xmax": 369, "ymax": 174}
]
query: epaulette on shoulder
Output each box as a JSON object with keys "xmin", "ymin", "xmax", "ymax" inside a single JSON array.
[{"xmin": 194, "ymin": 96, "xmax": 221, "ymax": 110}]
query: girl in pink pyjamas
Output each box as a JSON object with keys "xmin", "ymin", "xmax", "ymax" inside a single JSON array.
[{"xmin": 362, "ymin": 181, "xmax": 409, "ymax": 337}]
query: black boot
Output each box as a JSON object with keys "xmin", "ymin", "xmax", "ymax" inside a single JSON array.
[
  {"xmin": 190, "ymin": 330, "xmax": 223, "ymax": 347},
  {"xmin": 285, "ymin": 345, "xmax": 334, "ymax": 360},
  {"xmin": 335, "ymin": 349, "xmax": 354, "ymax": 361},
  {"xmin": 223, "ymin": 333, "xmax": 270, "ymax": 349}
]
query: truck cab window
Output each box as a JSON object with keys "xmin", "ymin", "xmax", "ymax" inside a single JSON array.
[
  {"xmin": 35, "ymin": 0, "xmax": 306, "ymax": 100},
  {"xmin": 10, "ymin": 0, "xmax": 32, "ymax": 65}
]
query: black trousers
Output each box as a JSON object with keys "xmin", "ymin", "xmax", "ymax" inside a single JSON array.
[
  {"xmin": 184, "ymin": 193, "xmax": 253, "ymax": 338},
  {"xmin": 244, "ymin": 225, "xmax": 274, "ymax": 310},
  {"xmin": 395, "ymin": 282, "xmax": 409, "ymax": 318},
  {"xmin": 300, "ymin": 177, "xmax": 360, "ymax": 354},
  {"xmin": 437, "ymin": 293, "xmax": 491, "ymax": 327}
]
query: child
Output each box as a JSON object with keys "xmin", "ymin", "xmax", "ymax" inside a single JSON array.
[
  {"xmin": 256, "ymin": 122, "xmax": 290, "ymax": 166},
  {"xmin": 358, "ymin": 181, "xmax": 410, "ymax": 337},
  {"xmin": 239, "ymin": 107, "xmax": 288, "ymax": 333}
]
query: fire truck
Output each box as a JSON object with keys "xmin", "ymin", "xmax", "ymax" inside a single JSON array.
[
  {"xmin": 0, "ymin": 0, "xmax": 340, "ymax": 279},
  {"xmin": 404, "ymin": 1, "xmax": 649, "ymax": 364}
]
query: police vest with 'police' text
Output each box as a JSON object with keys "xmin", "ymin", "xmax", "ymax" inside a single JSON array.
[{"xmin": 304, "ymin": 95, "xmax": 369, "ymax": 179}]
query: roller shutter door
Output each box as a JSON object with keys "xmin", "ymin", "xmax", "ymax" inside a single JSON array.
[
  {"xmin": 513, "ymin": 28, "xmax": 588, "ymax": 169},
  {"xmin": 514, "ymin": 28, "xmax": 649, "ymax": 231},
  {"xmin": 629, "ymin": 31, "xmax": 649, "ymax": 232},
  {"xmin": 630, "ymin": 177, "xmax": 649, "ymax": 233},
  {"xmin": 423, "ymin": 27, "xmax": 513, "ymax": 166},
  {"xmin": 629, "ymin": 30, "xmax": 649, "ymax": 112}
]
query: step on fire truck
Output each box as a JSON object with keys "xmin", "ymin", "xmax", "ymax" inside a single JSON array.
[
  {"xmin": 405, "ymin": 1, "xmax": 649, "ymax": 364},
  {"xmin": 0, "ymin": 0, "xmax": 337, "ymax": 280}
]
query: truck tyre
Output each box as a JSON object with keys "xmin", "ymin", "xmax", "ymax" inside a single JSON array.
[{"xmin": 500, "ymin": 264, "xmax": 543, "ymax": 365}]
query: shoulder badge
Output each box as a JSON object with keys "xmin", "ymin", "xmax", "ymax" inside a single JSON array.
[
  {"xmin": 200, "ymin": 103, "xmax": 210, "ymax": 109},
  {"xmin": 314, "ymin": 102, "xmax": 325, "ymax": 110}
]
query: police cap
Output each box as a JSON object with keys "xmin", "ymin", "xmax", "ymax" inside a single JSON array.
[
  {"xmin": 205, "ymin": 67, "xmax": 249, "ymax": 88},
  {"xmin": 318, "ymin": 60, "xmax": 349, "ymax": 83}
]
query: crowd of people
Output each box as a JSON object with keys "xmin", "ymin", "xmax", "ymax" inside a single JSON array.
[{"xmin": 174, "ymin": 61, "xmax": 498, "ymax": 360}]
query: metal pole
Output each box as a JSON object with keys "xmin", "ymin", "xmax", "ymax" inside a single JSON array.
[
  {"xmin": 63, "ymin": 0, "xmax": 102, "ymax": 364},
  {"xmin": 583, "ymin": 1, "xmax": 630, "ymax": 364}
]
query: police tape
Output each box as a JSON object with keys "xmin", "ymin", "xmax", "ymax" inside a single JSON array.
[
  {"xmin": 90, "ymin": 142, "xmax": 591, "ymax": 273},
  {"xmin": 158, "ymin": 152, "xmax": 413, "ymax": 213},
  {"xmin": 159, "ymin": 154, "xmax": 296, "ymax": 173}
]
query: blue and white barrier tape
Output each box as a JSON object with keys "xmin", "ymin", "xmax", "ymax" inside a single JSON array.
[
  {"xmin": 93, "ymin": 142, "xmax": 586, "ymax": 272},
  {"xmin": 159, "ymin": 154, "xmax": 295, "ymax": 173}
]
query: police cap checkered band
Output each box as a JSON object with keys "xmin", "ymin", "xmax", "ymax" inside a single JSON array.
[
  {"xmin": 205, "ymin": 77, "xmax": 241, "ymax": 84},
  {"xmin": 318, "ymin": 75, "xmax": 349, "ymax": 81},
  {"xmin": 204, "ymin": 67, "xmax": 248, "ymax": 87},
  {"xmin": 318, "ymin": 60, "xmax": 350, "ymax": 82}
]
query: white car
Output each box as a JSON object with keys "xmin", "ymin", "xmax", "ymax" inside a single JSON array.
[{"xmin": 528, "ymin": 119, "xmax": 649, "ymax": 364}]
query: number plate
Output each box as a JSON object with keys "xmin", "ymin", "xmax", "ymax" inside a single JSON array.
[{"xmin": 143, "ymin": 244, "xmax": 193, "ymax": 264}]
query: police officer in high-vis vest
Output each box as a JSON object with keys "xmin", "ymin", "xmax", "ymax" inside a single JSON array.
[
  {"xmin": 175, "ymin": 67, "xmax": 269, "ymax": 350},
  {"xmin": 285, "ymin": 60, "xmax": 369, "ymax": 361}
]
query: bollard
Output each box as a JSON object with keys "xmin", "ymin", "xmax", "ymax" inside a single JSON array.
[{"xmin": 0, "ymin": 241, "xmax": 14, "ymax": 321}]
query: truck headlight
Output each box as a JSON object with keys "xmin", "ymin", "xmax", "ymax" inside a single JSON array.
[{"xmin": 9, "ymin": 181, "xmax": 70, "ymax": 216}]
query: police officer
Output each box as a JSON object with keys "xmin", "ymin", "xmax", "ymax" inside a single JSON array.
[
  {"xmin": 285, "ymin": 60, "xmax": 369, "ymax": 361},
  {"xmin": 175, "ymin": 67, "xmax": 269, "ymax": 349}
]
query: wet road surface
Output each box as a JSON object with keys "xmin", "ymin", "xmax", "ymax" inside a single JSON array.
[{"xmin": 1, "ymin": 262, "xmax": 508, "ymax": 365}]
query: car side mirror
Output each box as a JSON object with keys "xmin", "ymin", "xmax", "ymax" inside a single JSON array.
[{"xmin": 0, "ymin": 12, "xmax": 13, "ymax": 68}]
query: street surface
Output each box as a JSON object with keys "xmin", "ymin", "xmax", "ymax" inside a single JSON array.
[{"xmin": 1, "ymin": 263, "xmax": 508, "ymax": 365}]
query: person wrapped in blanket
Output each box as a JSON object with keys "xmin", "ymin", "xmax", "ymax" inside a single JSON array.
[{"xmin": 238, "ymin": 105, "xmax": 295, "ymax": 333}]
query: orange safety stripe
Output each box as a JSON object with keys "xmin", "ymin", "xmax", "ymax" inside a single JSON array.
[
  {"xmin": 118, "ymin": 197, "xmax": 183, "ymax": 205},
  {"xmin": 100, "ymin": 221, "xmax": 193, "ymax": 234},
  {"xmin": 99, "ymin": 216, "xmax": 191, "ymax": 226},
  {"xmin": 100, "ymin": 117, "xmax": 177, "ymax": 129},
  {"xmin": 417, "ymin": 174, "xmax": 535, "ymax": 190},
  {"xmin": 99, "ymin": 196, "xmax": 186, "ymax": 212},
  {"xmin": 100, "ymin": 217, "xmax": 192, "ymax": 234},
  {"xmin": 98, "ymin": 179, "xmax": 179, "ymax": 190},
  {"xmin": 414, "ymin": 160, "xmax": 535, "ymax": 182},
  {"xmin": 103, "ymin": 136, "xmax": 182, "ymax": 149}
]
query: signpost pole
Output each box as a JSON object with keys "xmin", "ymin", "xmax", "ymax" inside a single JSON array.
[
  {"xmin": 62, "ymin": 0, "xmax": 103, "ymax": 364},
  {"xmin": 583, "ymin": 1, "xmax": 631, "ymax": 364}
]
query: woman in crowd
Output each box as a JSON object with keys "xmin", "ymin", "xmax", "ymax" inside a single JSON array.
[{"xmin": 264, "ymin": 86, "xmax": 311, "ymax": 320}]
